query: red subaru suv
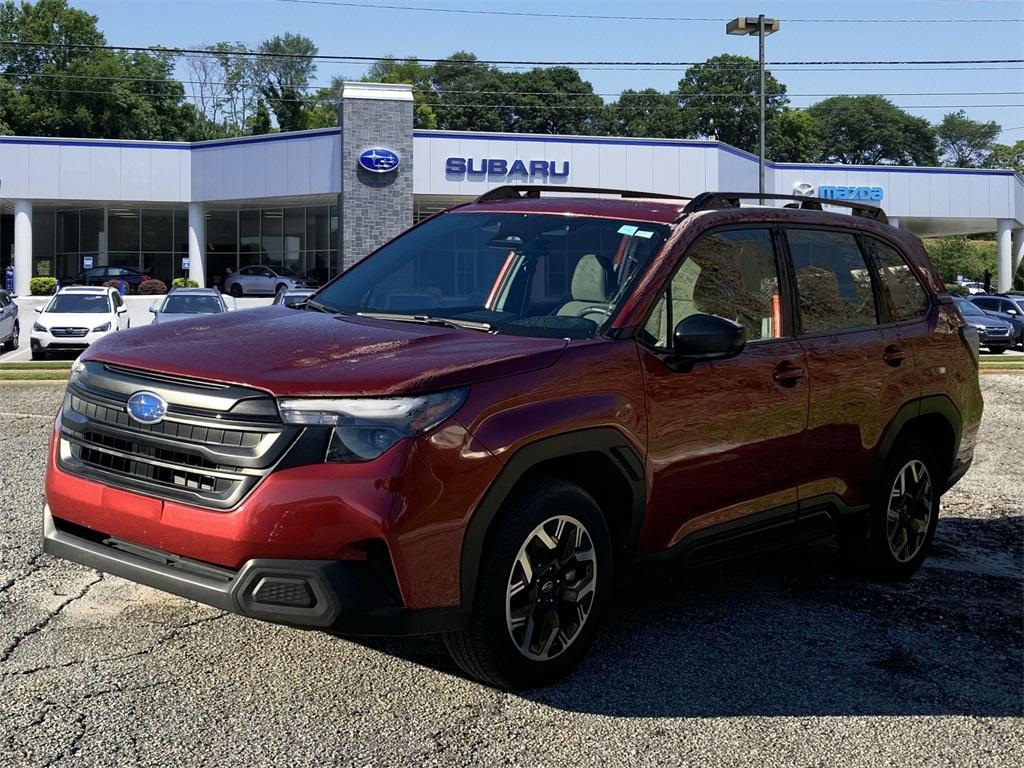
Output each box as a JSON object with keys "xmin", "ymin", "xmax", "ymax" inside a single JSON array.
[{"xmin": 44, "ymin": 188, "xmax": 982, "ymax": 689}]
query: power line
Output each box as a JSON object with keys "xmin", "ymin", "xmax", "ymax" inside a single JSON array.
[
  {"xmin": 1, "ymin": 40, "xmax": 1021, "ymax": 68},
  {"xmin": 270, "ymin": 0, "xmax": 1023, "ymax": 23}
]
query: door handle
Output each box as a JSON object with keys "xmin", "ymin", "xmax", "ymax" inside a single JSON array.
[
  {"xmin": 883, "ymin": 344, "xmax": 907, "ymax": 367},
  {"xmin": 772, "ymin": 360, "xmax": 804, "ymax": 388}
]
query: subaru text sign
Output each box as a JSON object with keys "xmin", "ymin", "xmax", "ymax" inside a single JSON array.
[
  {"xmin": 794, "ymin": 182, "xmax": 884, "ymax": 201},
  {"xmin": 446, "ymin": 157, "xmax": 570, "ymax": 180},
  {"xmin": 358, "ymin": 147, "xmax": 400, "ymax": 173}
]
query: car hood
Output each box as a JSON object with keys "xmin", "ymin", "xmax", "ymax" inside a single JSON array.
[
  {"xmin": 83, "ymin": 306, "xmax": 568, "ymax": 396},
  {"xmin": 37, "ymin": 312, "xmax": 112, "ymax": 328}
]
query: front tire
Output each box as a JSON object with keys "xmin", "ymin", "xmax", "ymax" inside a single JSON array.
[
  {"xmin": 443, "ymin": 478, "xmax": 612, "ymax": 689},
  {"xmin": 2, "ymin": 322, "xmax": 17, "ymax": 352},
  {"xmin": 840, "ymin": 438, "xmax": 940, "ymax": 580},
  {"xmin": 229, "ymin": 283, "xmax": 243, "ymax": 298},
  {"xmin": 31, "ymin": 347, "xmax": 47, "ymax": 361}
]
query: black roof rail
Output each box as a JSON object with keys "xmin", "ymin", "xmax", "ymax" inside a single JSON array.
[
  {"xmin": 474, "ymin": 185, "xmax": 690, "ymax": 204},
  {"xmin": 681, "ymin": 192, "xmax": 889, "ymax": 225}
]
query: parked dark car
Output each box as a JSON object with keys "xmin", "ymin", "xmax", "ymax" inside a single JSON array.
[
  {"xmin": 0, "ymin": 289, "xmax": 18, "ymax": 352},
  {"xmin": 66, "ymin": 266, "xmax": 149, "ymax": 290},
  {"xmin": 43, "ymin": 188, "xmax": 982, "ymax": 689},
  {"xmin": 954, "ymin": 297, "xmax": 1015, "ymax": 353},
  {"xmin": 968, "ymin": 294, "xmax": 1024, "ymax": 346}
]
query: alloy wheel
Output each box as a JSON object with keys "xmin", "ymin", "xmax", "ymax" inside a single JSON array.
[
  {"xmin": 505, "ymin": 514, "xmax": 597, "ymax": 662},
  {"xmin": 886, "ymin": 459, "xmax": 934, "ymax": 563}
]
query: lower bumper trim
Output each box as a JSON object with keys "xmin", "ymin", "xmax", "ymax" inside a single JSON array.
[{"xmin": 42, "ymin": 506, "xmax": 468, "ymax": 636}]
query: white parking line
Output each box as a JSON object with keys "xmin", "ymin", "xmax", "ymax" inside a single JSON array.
[{"xmin": 0, "ymin": 412, "xmax": 53, "ymax": 419}]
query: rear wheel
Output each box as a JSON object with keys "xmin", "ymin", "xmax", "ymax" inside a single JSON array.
[
  {"xmin": 275, "ymin": 283, "xmax": 288, "ymax": 295},
  {"xmin": 2, "ymin": 322, "xmax": 17, "ymax": 352},
  {"xmin": 443, "ymin": 478, "xmax": 612, "ymax": 689},
  {"xmin": 840, "ymin": 438, "xmax": 940, "ymax": 580}
]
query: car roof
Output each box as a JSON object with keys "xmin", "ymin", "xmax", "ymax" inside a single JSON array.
[
  {"xmin": 58, "ymin": 286, "xmax": 111, "ymax": 294},
  {"xmin": 167, "ymin": 288, "xmax": 220, "ymax": 295},
  {"xmin": 454, "ymin": 196, "xmax": 686, "ymax": 224}
]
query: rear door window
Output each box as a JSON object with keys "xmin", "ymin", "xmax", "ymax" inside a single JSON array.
[
  {"xmin": 786, "ymin": 229, "xmax": 878, "ymax": 334},
  {"xmin": 863, "ymin": 237, "xmax": 930, "ymax": 322}
]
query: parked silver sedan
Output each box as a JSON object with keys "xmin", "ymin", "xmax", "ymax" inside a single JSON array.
[{"xmin": 272, "ymin": 288, "xmax": 316, "ymax": 308}]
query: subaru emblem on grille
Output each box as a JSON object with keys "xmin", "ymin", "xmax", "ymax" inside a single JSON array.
[{"xmin": 126, "ymin": 391, "xmax": 167, "ymax": 425}]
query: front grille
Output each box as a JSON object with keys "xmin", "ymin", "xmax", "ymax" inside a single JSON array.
[
  {"xmin": 985, "ymin": 327, "xmax": 1010, "ymax": 336},
  {"xmin": 58, "ymin": 362, "xmax": 300, "ymax": 510},
  {"xmin": 51, "ymin": 327, "xmax": 88, "ymax": 338}
]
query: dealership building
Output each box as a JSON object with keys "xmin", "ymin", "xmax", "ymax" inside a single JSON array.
[{"xmin": 1, "ymin": 81, "xmax": 1022, "ymax": 296}]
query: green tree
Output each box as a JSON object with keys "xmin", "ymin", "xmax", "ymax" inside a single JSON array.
[
  {"xmin": 923, "ymin": 236, "xmax": 996, "ymax": 283},
  {"xmin": 503, "ymin": 67, "xmax": 605, "ymax": 135},
  {"xmin": 609, "ymin": 88, "xmax": 682, "ymax": 138},
  {"xmin": 255, "ymin": 32, "xmax": 317, "ymax": 132},
  {"xmin": 675, "ymin": 54, "xmax": 788, "ymax": 152},
  {"xmin": 767, "ymin": 109, "xmax": 821, "ymax": 162},
  {"xmin": 248, "ymin": 99, "xmax": 272, "ymax": 135},
  {"xmin": 0, "ymin": 0, "xmax": 203, "ymax": 140},
  {"xmin": 364, "ymin": 57, "xmax": 437, "ymax": 128},
  {"xmin": 430, "ymin": 52, "xmax": 509, "ymax": 132},
  {"xmin": 983, "ymin": 140, "xmax": 1024, "ymax": 175},
  {"xmin": 809, "ymin": 96, "xmax": 938, "ymax": 166},
  {"xmin": 936, "ymin": 110, "xmax": 1000, "ymax": 167}
]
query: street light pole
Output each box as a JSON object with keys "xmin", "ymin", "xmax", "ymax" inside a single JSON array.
[
  {"xmin": 726, "ymin": 15, "xmax": 780, "ymax": 203},
  {"xmin": 758, "ymin": 13, "xmax": 765, "ymax": 200}
]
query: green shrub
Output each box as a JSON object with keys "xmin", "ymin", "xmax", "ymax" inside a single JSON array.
[
  {"xmin": 923, "ymin": 236, "xmax": 996, "ymax": 284},
  {"xmin": 171, "ymin": 278, "xmax": 199, "ymax": 289},
  {"xmin": 944, "ymin": 283, "xmax": 970, "ymax": 297},
  {"xmin": 29, "ymin": 277, "xmax": 58, "ymax": 295},
  {"xmin": 138, "ymin": 278, "xmax": 168, "ymax": 295}
]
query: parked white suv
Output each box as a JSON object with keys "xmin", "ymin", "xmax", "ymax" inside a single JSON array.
[{"xmin": 30, "ymin": 286, "xmax": 129, "ymax": 360}]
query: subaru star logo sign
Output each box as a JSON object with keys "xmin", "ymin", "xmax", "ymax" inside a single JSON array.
[
  {"xmin": 358, "ymin": 147, "xmax": 400, "ymax": 173},
  {"xmin": 126, "ymin": 391, "xmax": 168, "ymax": 425}
]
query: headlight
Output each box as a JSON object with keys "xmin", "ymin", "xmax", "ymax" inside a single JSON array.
[
  {"xmin": 69, "ymin": 360, "xmax": 86, "ymax": 384},
  {"xmin": 32, "ymin": 322, "xmax": 47, "ymax": 333},
  {"xmin": 970, "ymin": 322, "xmax": 986, "ymax": 330},
  {"xmin": 92, "ymin": 322, "xmax": 111, "ymax": 332},
  {"xmin": 278, "ymin": 388, "xmax": 469, "ymax": 462}
]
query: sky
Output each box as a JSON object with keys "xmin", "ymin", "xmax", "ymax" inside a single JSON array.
[{"xmin": 74, "ymin": 0, "xmax": 1024, "ymax": 141}]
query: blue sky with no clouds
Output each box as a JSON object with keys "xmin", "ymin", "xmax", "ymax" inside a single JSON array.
[{"xmin": 75, "ymin": 0, "xmax": 1024, "ymax": 140}]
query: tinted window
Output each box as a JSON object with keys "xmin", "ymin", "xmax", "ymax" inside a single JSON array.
[
  {"xmin": 864, "ymin": 237, "xmax": 929, "ymax": 322},
  {"xmin": 642, "ymin": 228, "xmax": 783, "ymax": 347},
  {"xmin": 787, "ymin": 229, "xmax": 878, "ymax": 333},
  {"xmin": 313, "ymin": 211, "xmax": 669, "ymax": 339},
  {"xmin": 46, "ymin": 294, "xmax": 111, "ymax": 314},
  {"xmin": 161, "ymin": 295, "xmax": 224, "ymax": 314}
]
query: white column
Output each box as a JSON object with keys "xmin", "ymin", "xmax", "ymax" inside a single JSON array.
[
  {"xmin": 996, "ymin": 219, "xmax": 1013, "ymax": 293},
  {"xmin": 1012, "ymin": 228, "xmax": 1024, "ymax": 277},
  {"xmin": 187, "ymin": 203, "xmax": 205, "ymax": 288},
  {"xmin": 888, "ymin": 216, "xmax": 900, "ymax": 229},
  {"xmin": 13, "ymin": 200, "xmax": 32, "ymax": 296}
]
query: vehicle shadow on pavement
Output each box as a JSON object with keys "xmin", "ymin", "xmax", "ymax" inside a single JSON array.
[{"xmin": 360, "ymin": 515, "xmax": 1023, "ymax": 717}]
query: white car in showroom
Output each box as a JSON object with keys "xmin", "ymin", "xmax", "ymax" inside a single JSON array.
[
  {"xmin": 222, "ymin": 265, "xmax": 318, "ymax": 297},
  {"xmin": 30, "ymin": 286, "xmax": 129, "ymax": 360}
]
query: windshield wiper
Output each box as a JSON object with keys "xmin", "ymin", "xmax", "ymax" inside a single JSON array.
[
  {"xmin": 356, "ymin": 311, "xmax": 492, "ymax": 332},
  {"xmin": 304, "ymin": 299, "xmax": 339, "ymax": 314}
]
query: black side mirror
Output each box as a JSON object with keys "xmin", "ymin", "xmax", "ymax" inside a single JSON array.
[{"xmin": 670, "ymin": 313, "xmax": 747, "ymax": 367}]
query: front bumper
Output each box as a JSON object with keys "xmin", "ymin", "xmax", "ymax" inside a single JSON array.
[
  {"xmin": 43, "ymin": 505, "xmax": 468, "ymax": 635},
  {"xmin": 31, "ymin": 329, "xmax": 109, "ymax": 350}
]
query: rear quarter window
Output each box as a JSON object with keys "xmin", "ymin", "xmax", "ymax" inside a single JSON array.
[{"xmin": 863, "ymin": 237, "xmax": 930, "ymax": 322}]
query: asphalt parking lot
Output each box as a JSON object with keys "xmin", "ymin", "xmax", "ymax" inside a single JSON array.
[{"xmin": 0, "ymin": 378, "xmax": 1021, "ymax": 767}]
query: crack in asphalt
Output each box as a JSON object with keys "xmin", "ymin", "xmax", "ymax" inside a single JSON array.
[
  {"xmin": 0, "ymin": 572, "xmax": 104, "ymax": 665},
  {"xmin": 1, "ymin": 611, "xmax": 230, "ymax": 678},
  {"xmin": 0, "ymin": 551, "xmax": 48, "ymax": 596}
]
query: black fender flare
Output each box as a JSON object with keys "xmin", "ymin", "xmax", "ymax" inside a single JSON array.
[
  {"xmin": 869, "ymin": 395, "xmax": 963, "ymax": 491},
  {"xmin": 458, "ymin": 427, "xmax": 646, "ymax": 606}
]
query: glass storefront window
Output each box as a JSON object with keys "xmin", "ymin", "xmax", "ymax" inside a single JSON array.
[
  {"xmin": 239, "ymin": 210, "xmax": 260, "ymax": 266},
  {"xmin": 141, "ymin": 210, "xmax": 173, "ymax": 253},
  {"xmin": 58, "ymin": 210, "xmax": 79, "ymax": 254},
  {"xmin": 261, "ymin": 208, "xmax": 283, "ymax": 266},
  {"xmin": 206, "ymin": 210, "xmax": 237, "ymax": 258},
  {"xmin": 108, "ymin": 209, "xmax": 140, "ymax": 252},
  {"xmin": 173, "ymin": 209, "xmax": 188, "ymax": 254},
  {"xmin": 81, "ymin": 209, "xmax": 105, "ymax": 256}
]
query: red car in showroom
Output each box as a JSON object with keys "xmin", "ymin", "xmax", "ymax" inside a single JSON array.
[{"xmin": 43, "ymin": 188, "xmax": 982, "ymax": 689}]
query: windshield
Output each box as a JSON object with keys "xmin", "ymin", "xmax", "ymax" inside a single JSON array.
[
  {"xmin": 312, "ymin": 211, "xmax": 670, "ymax": 338},
  {"xmin": 161, "ymin": 295, "xmax": 224, "ymax": 314},
  {"xmin": 955, "ymin": 299, "xmax": 985, "ymax": 317},
  {"xmin": 46, "ymin": 294, "xmax": 111, "ymax": 314}
]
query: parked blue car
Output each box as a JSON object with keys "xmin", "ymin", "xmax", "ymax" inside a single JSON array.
[
  {"xmin": 0, "ymin": 289, "xmax": 18, "ymax": 352},
  {"xmin": 968, "ymin": 294, "xmax": 1024, "ymax": 347}
]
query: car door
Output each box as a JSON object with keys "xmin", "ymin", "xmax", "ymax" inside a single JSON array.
[
  {"xmin": 784, "ymin": 227, "xmax": 908, "ymax": 513},
  {"xmin": 110, "ymin": 291, "xmax": 128, "ymax": 329},
  {"xmin": 638, "ymin": 226, "xmax": 810, "ymax": 559}
]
